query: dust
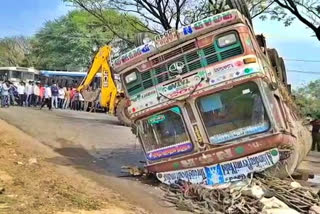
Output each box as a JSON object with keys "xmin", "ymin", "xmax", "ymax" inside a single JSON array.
[{"xmin": 0, "ymin": 120, "xmax": 148, "ymax": 214}]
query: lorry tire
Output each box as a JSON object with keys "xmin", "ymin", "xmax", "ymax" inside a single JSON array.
[
  {"xmin": 226, "ymin": 0, "xmax": 252, "ymax": 24},
  {"xmin": 116, "ymin": 98, "xmax": 132, "ymax": 127}
]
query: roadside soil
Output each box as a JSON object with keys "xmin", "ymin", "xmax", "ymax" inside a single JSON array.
[
  {"xmin": 0, "ymin": 119, "xmax": 148, "ymax": 214},
  {"xmin": 0, "ymin": 107, "xmax": 183, "ymax": 214}
]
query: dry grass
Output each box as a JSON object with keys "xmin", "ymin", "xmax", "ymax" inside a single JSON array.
[{"xmin": 0, "ymin": 122, "xmax": 147, "ymax": 214}]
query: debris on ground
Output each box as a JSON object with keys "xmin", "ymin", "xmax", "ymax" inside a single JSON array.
[
  {"xmin": 260, "ymin": 197, "xmax": 299, "ymax": 214},
  {"xmin": 28, "ymin": 158, "xmax": 38, "ymax": 165},
  {"xmin": 161, "ymin": 174, "xmax": 320, "ymax": 214},
  {"xmin": 309, "ymin": 205, "xmax": 320, "ymax": 214},
  {"xmin": 121, "ymin": 165, "xmax": 147, "ymax": 176},
  {"xmin": 0, "ymin": 187, "xmax": 5, "ymax": 194},
  {"xmin": 14, "ymin": 161, "xmax": 24, "ymax": 165}
]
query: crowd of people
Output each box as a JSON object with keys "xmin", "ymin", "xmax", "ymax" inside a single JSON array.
[{"xmin": 0, "ymin": 80, "xmax": 99, "ymax": 111}]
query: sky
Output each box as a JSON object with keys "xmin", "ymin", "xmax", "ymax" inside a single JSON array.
[{"xmin": 0, "ymin": 0, "xmax": 319, "ymax": 88}]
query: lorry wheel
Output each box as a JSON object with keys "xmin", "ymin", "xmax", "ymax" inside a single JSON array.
[
  {"xmin": 226, "ymin": 0, "xmax": 252, "ymax": 24},
  {"xmin": 267, "ymin": 48, "xmax": 284, "ymax": 83},
  {"xmin": 116, "ymin": 98, "xmax": 132, "ymax": 127}
]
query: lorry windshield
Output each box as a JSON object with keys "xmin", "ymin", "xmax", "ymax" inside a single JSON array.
[
  {"xmin": 197, "ymin": 82, "xmax": 270, "ymax": 144},
  {"xmin": 138, "ymin": 107, "xmax": 190, "ymax": 152}
]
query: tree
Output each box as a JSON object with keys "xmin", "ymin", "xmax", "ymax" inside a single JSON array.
[
  {"xmin": 294, "ymin": 79, "xmax": 320, "ymax": 119},
  {"xmin": 65, "ymin": 0, "xmax": 320, "ymax": 41},
  {"xmin": 0, "ymin": 36, "xmax": 32, "ymax": 67},
  {"xmin": 30, "ymin": 9, "xmax": 144, "ymax": 70},
  {"xmin": 65, "ymin": 0, "xmax": 191, "ymax": 33},
  {"xmin": 64, "ymin": 0, "xmax": 288, "ymax": 31},
  {"xmin": 273, "ymin": 0, "xmax": 320, "ymax": 40}
]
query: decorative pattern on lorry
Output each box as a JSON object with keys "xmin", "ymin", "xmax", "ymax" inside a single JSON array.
[
  {"xmin": 125, "ymin": 31, "xmax": 243, "ymax": 96},
  {"xmin": 147, "ymin": 142, "xmax": 194, "ymax": 161},
  {"xmin": 156, "ymin": 149, "xmax": 279, "ymax": 185},
  {"xmin": 111, "ymin": 10, "xmax": 241, "ymax": 72},
  {"xmin": 128, "ymin": 56, "xmax": 261, "ymax": 116}
]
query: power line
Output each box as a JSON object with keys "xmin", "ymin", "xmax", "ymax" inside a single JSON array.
[
  {"xmin": 284, "ymin": 58, "xmax": 320, "ymax": 63},
  {"xmin": 287, "ymin": 70, "xmax": 320, "ymax": 75}
]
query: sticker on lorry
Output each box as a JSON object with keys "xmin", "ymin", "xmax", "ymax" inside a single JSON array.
[
  {"xmin": 156, "ymin": 148, "xmax": 279, "ymax": 185},
  {"xmin": 147, "ymin": 142, "xmax": 193, "ymax": 161}
]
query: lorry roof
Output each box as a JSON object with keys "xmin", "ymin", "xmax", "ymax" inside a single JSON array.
[{"xmin": 111, "ymin": 9, "xmax": 245, "ymax": 74}]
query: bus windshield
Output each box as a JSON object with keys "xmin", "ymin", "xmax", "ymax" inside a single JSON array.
[
  {"xmin": 196, "ymin": 82, "xmax": 270, "ymax": 144},
  {"xmin": 138, "ymin": 107, "xmax": 190, "ymax": 152}
]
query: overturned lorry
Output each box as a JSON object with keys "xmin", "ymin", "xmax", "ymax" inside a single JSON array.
[{"xmin": 111, "ymin": 8, "xmax": 312, "ymax": 185}]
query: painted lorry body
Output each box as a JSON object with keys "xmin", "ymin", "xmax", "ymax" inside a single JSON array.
[{"xmin": 112, "ymin": 10, "xmax": 312, "ymax": 185}]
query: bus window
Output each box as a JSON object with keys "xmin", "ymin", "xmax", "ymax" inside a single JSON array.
[
  {"xmin": 22, "ymin": 72, "xmax": 34, "ymax": 81},
  {"xmin": 0, "ymin": 70, "xmax": 9, "ymax": 81},
  {"xmin": 11, "ymin": 70, "xmax": 22, "ymax": 79}
]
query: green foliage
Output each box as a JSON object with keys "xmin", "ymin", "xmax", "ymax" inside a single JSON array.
[
  {"xmin": 0, "ymin": 36, "xmax": 31, "ymax": 67},
  {"xmin": 30, "ymin": 9, "xmax": 143, "ymax": 70},
  {"xmin": 294, "ymin": 79, "xmax": 320, "ymax": 119}
]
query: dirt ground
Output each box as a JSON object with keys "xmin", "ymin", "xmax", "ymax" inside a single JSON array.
[
  {"xmin": 0, "ymin": 107, "xmax": 184, "ymax": 214},
  {"xmin": 1, "ymin": 107, "xmax": 320, "ymax": 213},
  {"xmin": 0, "ymin": 119, "xmax": 149, "ymax": 214}
]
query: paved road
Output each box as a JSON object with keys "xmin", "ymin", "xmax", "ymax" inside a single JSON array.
[{"xmin": 0, "ymin": 107, "xmax": 185, "ymax": 214}]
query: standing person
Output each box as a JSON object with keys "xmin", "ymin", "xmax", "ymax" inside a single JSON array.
[
  {"xmin": 51, "ymin": 83, "xmax": 59, "ymax": 109},
  {"xmin": 25, "ymin": 81, "xmax": 34, "ymax": 107},
  {"xmin": 39, "ymin": 84, "xmax": 45, "ymax": 105},
  {"xmin": 79, "ymin": 92, "xmax": 84, "ymax": 111},
  {"xmin": 1, "ymin": 81, "xmax": 10, "ymax": 108},
  {"xmin": 0, "ymin": 82, "xmax": 3, "ymax": 108},
  {"xmin": 63, "ymin": 88, "xmax": 71, "ymax": 109},
  {"xmin": 70, "ymin": 87, "xmax": 76, "ymax": 110},
  {"xmin": 8, "ymin": 82, "xmax": 17, "ymax": 106},
  {"xmin": 58, "ymin": 86, "xmax": 65, "ymax": 109},
  {"xmin": 71, "ymin": 91, "xmax": 79, "ymax": 110},
  {"xmin": 40, "ymin": 85, "xmax": 52, "ymax": 110},
  {"xmin": 33, "ymin": 82, "xmax": 40, "ymax": 107},
  {"xmin": 17, "ymin": 81, "xmax": 26, "ymax": 106}
]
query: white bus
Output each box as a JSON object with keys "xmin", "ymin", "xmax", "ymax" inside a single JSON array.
[{"xmin": 0, "ymin": 67, "xmax": 38, "ymax": 85}]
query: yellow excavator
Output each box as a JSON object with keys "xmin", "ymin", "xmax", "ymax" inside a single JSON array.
[{"xmin": 77, "ymin": 45, "xmax": 131, "ymax": 126}]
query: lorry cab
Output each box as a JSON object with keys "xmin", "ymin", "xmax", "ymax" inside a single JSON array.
[{"xmin": 112, "ymin": 10, "xmax": 312, "ymax": 185}]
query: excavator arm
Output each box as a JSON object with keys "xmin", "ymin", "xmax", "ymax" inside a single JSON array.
[{"xmin": 77, "ymin": 45, "xmax": 118, "ymax": 114}]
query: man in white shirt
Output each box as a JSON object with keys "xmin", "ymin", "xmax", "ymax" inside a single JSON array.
[
  {"xmin": 33, "ymin": 82, "xmax": 40, "ymax": 106},
  {"xmin": 1, "ymin": 81, "xmax": 10, "ymax": 108},
  {"xmin": 17, "ymin": 81, "xmax": 26, "ymax": 106},
  {"xmin": 26, "ymin": 81, "xmax": 34, "ymax": 107},
  {"xmin": 40, "ymin": 85, "xmax": 52, "ymax": 110},
  {"xmin": 58, "ymin": 87, "xmax": 65, "ymax": 109},
  {"xmin": 79, "ymin": 92, "xmax": 84, "ymax": 111}
]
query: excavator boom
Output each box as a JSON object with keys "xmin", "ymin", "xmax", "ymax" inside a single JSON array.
[{"xmin": 77, "ymin": 45, "xmax": 118, "ymax": 114}]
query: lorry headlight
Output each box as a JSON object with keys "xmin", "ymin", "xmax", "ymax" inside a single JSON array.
[
  {"xmin": 125, "ymin": 72, "xmax": 137, "ymax": 84},
  {"xmin": 217, "ymin": 33, "xmax": 237, "ymax": 48}
]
